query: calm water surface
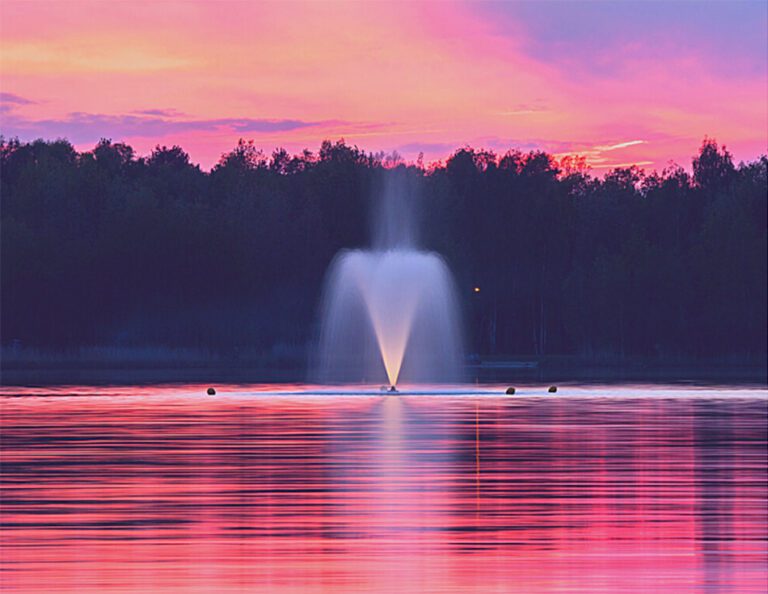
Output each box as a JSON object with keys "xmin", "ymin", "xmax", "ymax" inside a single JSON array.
[{"xmin": 1, "ymin": 384, "xmax": 766, "ymax": 593}]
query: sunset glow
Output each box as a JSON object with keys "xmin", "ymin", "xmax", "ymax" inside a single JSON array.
[
  {"xmin": 1, "ymin": 0, "xmax": 766, "ymax": 170},
  {"xmin": 2, "ymin": 3, "xmax": 766, "ymax": 592}
]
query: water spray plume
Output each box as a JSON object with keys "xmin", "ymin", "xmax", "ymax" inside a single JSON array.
[{"xmin": 315, "ymin": 173, "xmax": 464, "ymax": 385}]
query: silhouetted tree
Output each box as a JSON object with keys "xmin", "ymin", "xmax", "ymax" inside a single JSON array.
[
  {"xmin": 693, "ymin": 138, "xmax": 735, "ymax": 192},
  {"xmin": 0, "ymin": 136, "xmax": 764, "ymax": 365}
]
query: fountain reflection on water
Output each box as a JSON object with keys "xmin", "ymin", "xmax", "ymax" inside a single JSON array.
[
  {"xmin": 316, "ymin": 172, "xmax": 464, "ymax": 386},
  {"xmin": 3, "ymin": 385, "xmax": 766, "ymax": 594}
]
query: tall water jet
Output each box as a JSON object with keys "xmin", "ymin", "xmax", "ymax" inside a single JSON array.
[{"xmin": 315, "ymin": 172, "xmax": 464, "ymax": 386}]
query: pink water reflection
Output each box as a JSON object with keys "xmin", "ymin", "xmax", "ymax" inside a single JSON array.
[{"xmin": 1, "ymin": 385, "xmax": 766, "ymax": 593}]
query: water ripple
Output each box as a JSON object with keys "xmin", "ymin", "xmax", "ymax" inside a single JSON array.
[{"xmin": 1, "ymin": 385, "xmax": 766, "ymax": 593}]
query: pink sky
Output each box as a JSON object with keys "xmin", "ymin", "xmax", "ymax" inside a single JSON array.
[{"xmin": 1, "ymin": 0, "xmax": 766, "ymax": 171}]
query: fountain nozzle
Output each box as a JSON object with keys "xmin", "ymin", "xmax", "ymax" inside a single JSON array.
[{"xmin": 388, "ymin": 385, "xmax": 398, "ymax": 393}]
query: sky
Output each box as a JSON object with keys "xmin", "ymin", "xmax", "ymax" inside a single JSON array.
[{"xmin": 1, "ymin": 0, "xmax": 766, "ymax": 171}]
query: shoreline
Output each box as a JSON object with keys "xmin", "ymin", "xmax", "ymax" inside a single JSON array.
[{"xmin": 2, "ymin": 358, "xmax": 765, "ymax": 387}]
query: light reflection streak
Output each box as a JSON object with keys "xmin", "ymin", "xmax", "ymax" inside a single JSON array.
[{"xmin": 0, "ymin": 384, "xmax": 766, "ymax": 593}]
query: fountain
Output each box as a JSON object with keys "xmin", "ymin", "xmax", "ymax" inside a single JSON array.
[{"xmin": 315, "ymin": 173, "xmax": 464, "ymax": 387}]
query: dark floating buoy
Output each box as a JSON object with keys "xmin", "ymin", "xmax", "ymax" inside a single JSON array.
[
  {"xmin": 548, "ymin": 386, "xmax": 557, "ymax": 393},
  {"xmin": 207, "ymin": 387, "xmax": 216, "ymax": 395},
  {"xmin": 505, "ymin": 387, "xmax": 516, "ymax": 395}
]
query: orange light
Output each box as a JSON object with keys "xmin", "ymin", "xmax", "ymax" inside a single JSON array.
[{"xmin": 474, "ymin": 287, "xmax": 480, "ymax": 293}]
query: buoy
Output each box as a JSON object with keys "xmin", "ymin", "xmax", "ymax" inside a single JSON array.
[
  {"xmin": 505, "ymin": 387, "xmax": 516, "ymax": 395},
  {"xmin": 207, "ymin": 387, "xmax": 216, "ymax": 395},
  {"xmin": 548, "ymin": 386, "xmax": 557, "ymax": 393}
]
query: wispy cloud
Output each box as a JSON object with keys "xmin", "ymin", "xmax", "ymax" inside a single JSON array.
[
  {"xmin": 547, "ymin": 138, "xmax": 653, "ymax": 169},
  {"xmin": 395, "ymin": 141, "xmax": 458, "ymax": 154},
  {"xmin": 594, "ymin": 140, "xmax": 647, "ymax": 152},
  {"xmin": 0, "ymin": 92, "xmax": 36, "ymax": 106},
  {"xmin": 497, "ymin": 103, "xmax": 549, "ymax": 117},
  {"xmin": 0, "ymin": 111, "xmax": 339, "ymax": 144},
  {"xmin": 0, "ymin": 92, "xmax": 37, "ymax": 114},
  {"xmin": 131, "ymin": 108, "xmax": 186, "ymax": 118}
]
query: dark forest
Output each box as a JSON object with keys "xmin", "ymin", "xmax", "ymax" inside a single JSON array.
[{"xmin": 1, "ymin": 136, "xmax": 765, "ymax": 367}]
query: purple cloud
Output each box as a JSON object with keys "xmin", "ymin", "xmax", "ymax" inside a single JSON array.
[
  {"xmin": 0, "ymin": 93, "xmax": 37, "ymax": 114},
  {"xmin": 394, "ymin": 141, "xmax": 458, "ymax": 154},
  {"xmin": 131, "ymin": 108, "xmax": 187, "ymax": 118},
  {"xmin": 0, "ymin": 92, "xmax": 36, "ymax": 106},
  {"xmin": 0, "ymin": 111, "xmax": 332, "ymax": 144}
]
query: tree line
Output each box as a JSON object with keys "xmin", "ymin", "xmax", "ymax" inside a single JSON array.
[{"xmin": 1, "ymin": 136, "xmax": 765, "ymax": 364}]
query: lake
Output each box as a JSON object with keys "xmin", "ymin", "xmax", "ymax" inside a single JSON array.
[{"xmin": 1, "ymin": 384, "xmax": 766, "ymax": 593}]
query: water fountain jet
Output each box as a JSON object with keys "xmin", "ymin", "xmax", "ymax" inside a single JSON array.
[{"xmin": 315, "ymin": 173, "xmax": 464, "ymax": 386}]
